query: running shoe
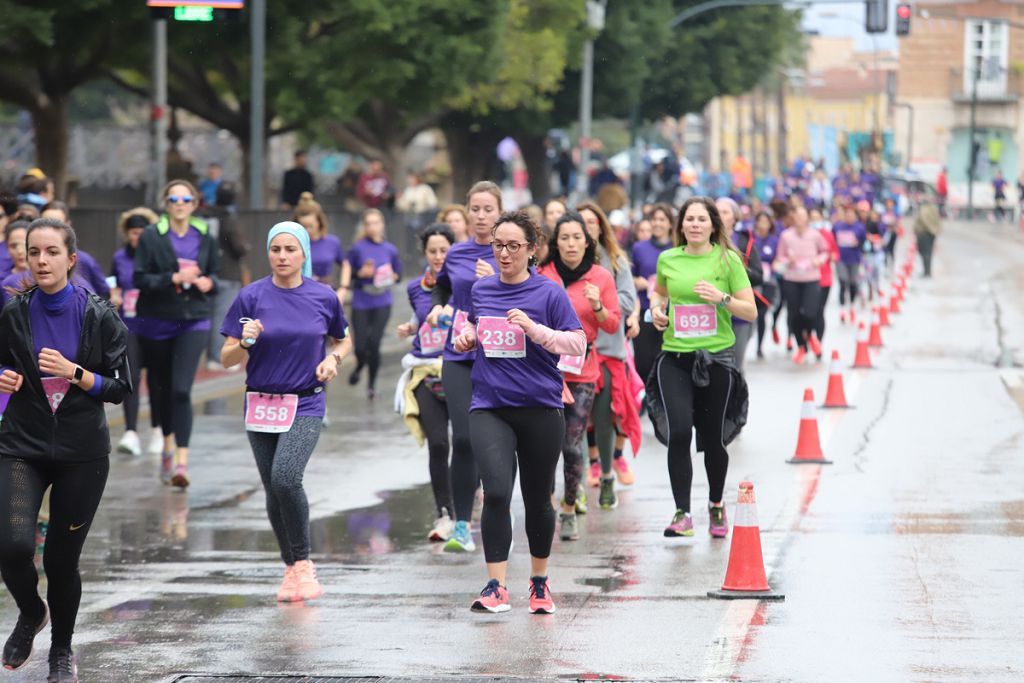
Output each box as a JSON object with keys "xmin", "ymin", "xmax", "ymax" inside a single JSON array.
[
  {"xmin": 428, "ymin": 509, "xmax": 455, "ymax": 542},
  {"xmin": 771, "ymin": 327, "xmax": 780, "ymax": 344},
  {"xmin": 117, "ymin": 430, "xmax": 141, "ymax": 456},
  {"xmin": 559, "ymin": 512, "xmax": 579, "ymax": 541},
  {"xmin": 347, "ymin": 367, "xmax": 361, "ymax": 386},
  {"xmin": 528, "ymin": 576, "xmax": 556, "ymax": 614},
  {"xmin": 786, "ymin": 337, "xmax": 794, "ymax": 352},
  {"xmin": 170, "ymin": 464, "xmax": 190, "ymax": 489},
  {"xmin": 839, "ymin": 310, "xmax": 846, "ymax": 324},
  {"xmin": 849, "ymin": 308, "xmax": 856, "ymax": 323},
  {"xmin": 663, "ymin": 510, "xmax": 694, "ymax": 537},
  {"xmin": 367, "ymin": 387, "xmax": 376, "ymax": 401},
  {"xmin": 598, "ymin": 477, "xmax": 618, "ymax": 510},
  {"xmin": 277, "ymin": 565, "xmax": 299, "ymax": 603},
  {"xmin": 294, "ymin": 560, "xmax": 323, "ymax": 601},
  {"xmin": 587, "ymin": 460, "xmax": 601, "ymax": 487},
  {"xmin": 792, "ymin": 348, "xmax": 806, "ymax": 365},
  {"xmin": 612, "ymin": 456, "xmax": 635, "ymax": 485},
  {"xmin": 575, "ymin": 485, "xmax": 588, "ymax": 515},
  {"xmin": 46, "ymin": 645, "xmax": 77, "ymax": 683},
  {"xmin": 2, "ymin": 602, "xmax": 48, "ymax": 670},
  {"xmin": 444, "ymin": 520, "xmax": 476, "ymax": 552},
  {"xmin": 709, "ymin": 503, "xmax": 729, "ymax": 538},
  {"xmin": 807, "ymin": 333, "xmax": 822, "ymax": 358},
  {"xmin": 147, "ymin": 431, "xmax": 164, "ymax": 456},
  {"xmin": 471, "ymin": 578, "xmax": 510, "ymax": 613},
  {"xmin": 160, "ymin": 452, "xmax": 174, "ymax": 485}
]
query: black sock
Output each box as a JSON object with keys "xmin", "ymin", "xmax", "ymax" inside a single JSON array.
[{"xmin": 613, "ymin": 448, "xmax": 623, "ymax": 460}]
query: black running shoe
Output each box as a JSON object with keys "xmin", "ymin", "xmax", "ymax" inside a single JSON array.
[
  {"xmin": 47, "ymin": 646, "xmax": 78, "ymax": 683},
  {"xmin": 2, "ymin": 602, "xmax": 48, "ymax": 670}
]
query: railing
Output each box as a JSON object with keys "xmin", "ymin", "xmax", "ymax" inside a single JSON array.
[{"xmin": 949, "ymin": 66, "xmax": 1022, "ymax": 102}]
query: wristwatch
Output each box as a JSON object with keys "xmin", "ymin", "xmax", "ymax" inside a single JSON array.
[
  {"xmin": 70, "ymin": 365, "xmax": 84, "ymax": 385},
  {"xmin": 719, "ymin": 293, "xmax": 733, "ymax": 307}
]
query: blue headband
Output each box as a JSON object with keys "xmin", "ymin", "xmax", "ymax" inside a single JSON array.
[{"xmin": 266, "ymin": 221, "xmax": 312, "ymax": 278}]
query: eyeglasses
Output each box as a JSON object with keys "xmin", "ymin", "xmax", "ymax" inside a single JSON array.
[
  {"xmin": 166, "ymin": 195, "xmax": 194, "ymax": 204},
  {"xmin": 492, "ymin": 241, "xmax": 529, "ymax": 254}
]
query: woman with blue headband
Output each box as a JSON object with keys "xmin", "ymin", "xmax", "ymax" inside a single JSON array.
[{"xmin": 219, "ymin": 221, "xmax": 351, "ymax": 604}]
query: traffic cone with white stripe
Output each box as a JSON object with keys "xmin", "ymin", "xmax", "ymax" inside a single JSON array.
[
  {"xmin": 708, "ymin": 482, "xmax": 784, "ymax": 601},
  {"xmin": 787, "ymin": 389, "xmax": 832, "ymax": 464},
  {"xmin": 852, "ymin": 322, "xmax": 873, "ymax": 369},
  {"xmin": 868, "ymin": 307, "xmax": 884, "ymax": 348},
  {"xmin": 820, "ymin": 351, "xmax": 853, "ymax": 409},
  {"xmin": 878, "ymin": 299, "xmax": 891, "ymax": 327},
  {"xmin": 889, "ymin": 289, "xmax": 902, "ymax": 314}
]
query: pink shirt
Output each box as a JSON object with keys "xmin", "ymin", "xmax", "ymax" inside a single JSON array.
[{"xmin": 777, "ymin": 228, "xmax": 829, "ymax": 283}]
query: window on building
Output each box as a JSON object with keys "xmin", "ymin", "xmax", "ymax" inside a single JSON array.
[{"xmin": 964, "ymin": 20, "xmax": 1008, "ymax": 97}]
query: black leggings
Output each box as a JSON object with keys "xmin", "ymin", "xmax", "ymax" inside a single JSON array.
[
  {"xmin": 441, "ymin": 360, "xmax": 479, "ymax": 522},
  {"xmin": 413, "ymin": 381, "xmax": 453, "ymax": 516},
  {"xmin": 351, "ymin": 305, "xmax": 391, "ymax": 390},
  {"xmin": 655, "ymin": 352, "xmax": 732, "ymax": 513},
  {"xmin": 561, "ymin": 382, "xmax": 596, "ymax": 506},
  {"xmin": 123, "ymin": 333, "xmax": 159, "ymax": 433},
  {"xmin": 781, "ymin": 280, "xmax": 821, "ymax": 350},
  {"xmin": 815, "ymin": 285, "xmax": 830, "ymax": 342},
  {"xmin": 0, "ymin": 456, "xmax": 109, "ymax": 648},
  {"xmin": 634, "ymin": 319, "xmax": 662, "ymax": 384},
  {"xmin": 469, "ymin": 407, "xmax": 564, "ymax": 563},
  {"xmin": 140, "ymin": 330, "xmax": 206, "ymax": 448}
]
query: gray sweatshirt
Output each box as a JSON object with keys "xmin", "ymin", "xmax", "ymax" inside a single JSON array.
[{"xmin": 595, "ymin": 251, "xmax": 638, "ymax": 360}]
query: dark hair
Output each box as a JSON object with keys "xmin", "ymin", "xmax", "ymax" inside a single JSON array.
[
  {"xmin": 15, "ymin": 175, "xmax": 47, "ymax": 196},
  {"xmin": 674, "ymin": 196, "xmax": 742, "ymax": 266},
  {"xmin": 753, "ymin": 211, "xmax": 774, "ymax": 234},
  {"xmin": 14, "ymin": 205, "xmax": 39, "ymax": 222},
  {"xmin": 41, "ymin": 200, "xmax": 71, "ymax": 221},
  {"xmin": 492, "ymin": 210, "xmax": 542, "ymax": 266},
  {"xmin": 5, "ymin": 219, "xmax": 30, "ymax": 245},
  {"xmin": 25, "ymin": 217, "xmax": 78, "ymax": 279},
  {"xmin": 0, "ymin": 194, "xmax": 17, "ymax": 217},
  {"xmin": 295, "ymin": 150, "xmax": 307, "ymax": 158},
  {"xmin": 419, "ymin": 223, "xmax": 456, "ymax": 252},
  {"xmin": 542, "ymin": 210, "xmax": 597, "ymax": 267},
  {"xmin": 650, "ymin": 202, "xmax": 676, "ymax": 226}
]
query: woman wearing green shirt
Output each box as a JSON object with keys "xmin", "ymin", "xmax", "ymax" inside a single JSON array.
[{"xmin": 649, "ymin": 197, "xmax": 756, "ymax": 538}]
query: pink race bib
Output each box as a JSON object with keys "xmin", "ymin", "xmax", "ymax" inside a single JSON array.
[
  {"xmin": 451, "ymin": 310, "xmax": 469, "ymax": 338},
  {"xmin": 557, "ymin": 352, "xmax": 585, "ymax": 375},
  {"xmin": 123, "ymin": 289, "xmax": 140, "ymax": 318},
  {"xmin": 244, "ymin": 392, "xmax": 298, "ymax": 433},
  {"xmin": 417, "ymin": 321, "xmax": 446, "ymax": 355},
  {"xmin": 41, "ymin": 377, "xmax": 71, "ymax": 414},
  {"xmin": 836, "ymin": 231, "xmax": 859, "ymax": 248},
  {"xmin": 672, "ymin": 304, "xmax": 717, "ymax": 339},
  {"xmin": 373, "ymin": 263, "xmax": 395, "ymax": 288},
  {"xmin": 477, "ymin": 316, "xmax": 526, "ymax": 358}
]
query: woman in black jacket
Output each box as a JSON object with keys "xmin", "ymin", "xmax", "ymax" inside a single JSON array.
[
  {"xmin": 0, "ymin": 218, "xmax": 131, "ymax": 682},
  {"xmin": 134, "ymin": 180, "xmax": 220, "ymax": 488},
  {"xmin": 716, "ymin": 197, "xmax": 763, "ymax": 373}
]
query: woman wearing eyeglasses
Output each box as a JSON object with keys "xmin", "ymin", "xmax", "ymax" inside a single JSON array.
[
  {"xmin": 134, "ymin": 180, "xmax": 220, "ymax": 488},
  {"xmin": 453, "ymin": 210, "xmax": 584, "ymax": 614}
]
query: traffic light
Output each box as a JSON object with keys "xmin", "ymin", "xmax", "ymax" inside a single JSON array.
[
  {"xmin": 895, "ymin": 4, "xmax": 912, "ymax": 36},
  {"xmin": 865, "ymin": 0, "xmax": 888, "ymax": 34}
]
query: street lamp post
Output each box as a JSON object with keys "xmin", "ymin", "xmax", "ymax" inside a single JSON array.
[
  {"xmin": 150, "ymin": 18, "xmax": 167, "ymax": 206},
  {"xmin": 248, "ymin": 0, "xmax": 266, "ymax": 209},
  {"xmin": 576, "ymin": 0, "xmax": 606, "ymax": 201}
]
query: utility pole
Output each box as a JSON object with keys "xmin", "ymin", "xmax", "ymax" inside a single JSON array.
[
  {"xmin": 576, "ymin": 0, "xmax": 606, "ymax": 201},
  {"xmin": 150, "ymin": 19, "xmax": 167, "ymax": 206},
  {"xmin": 248, "ymin": 0, "xmax": 266, "ymax": 209},
  {"xmin": 967, "ymin": 63, "xmax": 980, "ymax": 219},
  {"xmin": 892, "ymin": 102, "xmax": 914, "ymax": 171}
]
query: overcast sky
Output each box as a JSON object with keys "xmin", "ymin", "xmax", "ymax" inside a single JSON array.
[{"xmin": 801, "ymin": 1, "xmax": 899, "ymax": 52}]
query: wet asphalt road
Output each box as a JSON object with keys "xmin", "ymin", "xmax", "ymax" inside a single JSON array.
[{"xmin": 1, "ymin": 220, "xmax": 1023, "ymax": 682}]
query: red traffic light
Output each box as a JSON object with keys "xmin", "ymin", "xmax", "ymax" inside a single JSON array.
[{"xmin": 896, "ymin": 4, "xmax": 911, "ymax": 19}]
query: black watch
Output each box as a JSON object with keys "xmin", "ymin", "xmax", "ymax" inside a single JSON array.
[{"xmin": 70, "ymin": 365, "xmax": 85, "ymax": 385}]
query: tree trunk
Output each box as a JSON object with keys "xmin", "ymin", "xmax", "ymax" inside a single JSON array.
[
  {"xmin": 441, "ymin": 118, "xmax": 504, "ymax": 201},
  {"xmin": 776, "ymin": 78, "xmax": 787, "ymax": 175},
  {"xmin": 31, "ymin": 95, "xmax": 70, "ymax": 199},
  {"xmin": 519, "ymin": 133, "xmax": 550, "ymax": 204}
]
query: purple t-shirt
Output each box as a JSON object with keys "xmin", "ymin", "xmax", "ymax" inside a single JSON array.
[
  {"xmin": 29, "ymin": 284, "xmax": 87, "ymax": 367},
  {"xmin": 466, "ymin": 273, "xmax": 581, "ymax": 411},
  {"xmin": 136, "ymin": 226, "xmax": 211, "ymax": 340},
  {"xmin": 407, "ymin": 275, "xmax": 442, "ymax": 359},
  {"xmin": 109, "ymin": 247, "xmax": 139, "ymax": 333},
  {"xmin": 310, "ymin": 234, "xmax": 345, "ymax": 283},
  {"xmin": 348, "ymin": 238, "xmax": 401, "ymax": 311},
  {"xmin": 631, "ymin": 239, "xmax": 671, "ymax": 311},
  {"xmin": 220, "ymin": 277, "xmax": 348, "ymax": 417},
  {"xmin": 0, "ymin": 243, "xmax": 12, "ymax": 279},
  {"xmin": 435, "ymin": 240, "xmax": 497, "ymax": 363},
  {"xmin": 76, "ymin": 250, "xmax": 110, "ymax": 297},
  {"xmin": 832, "ymin": 221, "xmax": 866, "ymax": 264},
  {"xmin": 755, "ymin": 233, "xmax": 779, "ymax": 269}
]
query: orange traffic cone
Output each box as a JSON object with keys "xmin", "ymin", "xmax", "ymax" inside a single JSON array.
[
  {"xmin": 868, "ymin": 307, "xmax": 884, "ymax": 348},
  {"xmin": 707, "ymin": 482, "xmax": 785, "ymax": 601},
  {"xmin": 852, "ymin": 322, "xmax": 873, "ymax": 369},
  {"xmin": 889, "ymin": 293, "xmax": 901, "ymax": 314},
  {"xmin": 878, "ymin": 301, "xmax": 891, "ymax": 327},
  {"xmin": 787, "ymin": 389, "xmax": 832, "ymax": 464},
  {"xmin": 820, "ymin": 351, "xmax": 853, "ymax": 409}
]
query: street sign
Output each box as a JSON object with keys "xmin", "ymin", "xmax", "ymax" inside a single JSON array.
[{"xmin": 147, "ymin": 0, "xmax": 244, "ymax": 21}]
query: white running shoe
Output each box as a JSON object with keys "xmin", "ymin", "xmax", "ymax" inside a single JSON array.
[
  {"xmin": 117, "ymin": 430, "xmax": 142, "ymax": 456},
  {"xmin": 147, "ymin": 431, "xmax": 164, "ymax": 456},
  {"xmin": 428, "ymin": 509, "xmax": 455, "ymax": 542}
]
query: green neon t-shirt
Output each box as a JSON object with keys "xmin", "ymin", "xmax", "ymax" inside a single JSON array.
[{"xmin": 655, "ymin": 244, "xmax": 751, "ymax": 353}]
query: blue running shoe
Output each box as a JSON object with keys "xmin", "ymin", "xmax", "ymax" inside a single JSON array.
[{"xmin": 444, "ymin": 520, "xmax": 476, "ymax": 552}]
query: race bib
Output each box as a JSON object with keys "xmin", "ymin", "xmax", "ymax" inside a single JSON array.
[
  {"xmin": 123, "ymin": 289, "xmax": 140, "ymax": 318},
  {"xmin": 373, "ymin": 263, "xmax": 395, "ymax": 289},
  {"xmin": 557, "ymin": 352, "xmax": 585, "ymax": 375},
  {"xmin": 451, "ymin": 309, "xmax": 469, "ymax": 338},
  {"xmin": 836, "ymin": 231, "xmax": 859, "ymax": 248},
  {"xmin": 244, "ymin": 392, "xmax": 298, "ymax": 433},
  {"xmin": 418, "ymin": 321, "xmax": 446, "ymax": 355},
  {"xmin": 41, "ymin": 377, "xmax": 70, "ymax": 414},
  {"xmin": 477, "ymin": 316, "xmax": 526, "ymax": 358},
  {"xmin": 673, "ymin": 304, "xmax": 717, "ymax": 339},
  {"xmin": 177, "ymin": 258, "xmax": 198, "ymax": 272}
]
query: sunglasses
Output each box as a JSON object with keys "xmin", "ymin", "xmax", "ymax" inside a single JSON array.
[{"xmin": 166, "ymin": 195, "xmax": 194, "ymax": 204}]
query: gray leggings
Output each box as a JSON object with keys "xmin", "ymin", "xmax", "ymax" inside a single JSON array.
[{"xmin": 247, "ymin": 416, "xmax": 323, "ymax": 564}]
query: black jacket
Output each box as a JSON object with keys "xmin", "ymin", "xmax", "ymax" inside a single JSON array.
[
  {"xmin": 0, "ymin": 288, "xmax": 132, "ymax": 462},
  {"xmin": 733, "ymin": 230, "xmax": 764, "ymax": 288},
  {"xmin": 134, "ymin": 215, "xmax": 220, "ymax": 321}
]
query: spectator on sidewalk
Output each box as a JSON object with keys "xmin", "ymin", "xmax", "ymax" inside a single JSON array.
[
  {"xmin": 395, "ymin": 171, "xmax": 439, "ymax": 232},
  {"xmin": 913, "ymin": 198, "xmax": 941, "ymax": 278},
  {"xmin": 281, "ymin": 150, "xmax": 315, "ymax": 209},
  {"xmin": 992, "ymin": 169, "xmax": 1008, "ymax": 222},
  {"xmin": 199, "ymin": 163, "xmax": 224, "ymax": 207},
  {"xmin": 357, "ymin": 159, "xmax": 392, "ymax": 209}
]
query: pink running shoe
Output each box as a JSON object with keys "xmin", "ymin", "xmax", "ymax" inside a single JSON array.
[
  {"xmin": 528, "ymin": 576, "xmax": 555, "ymax": 614},
  {"xmin": 277, "ymin": 565, "xmax": 299, "ymax": 602},
  {"xmin": 708, "ymin": 504, "xmax": 729, "ymax": 538},
  {"xmin": 612, "ymin": 456, "xmax": 635, "ymax": 485},
  {"xmin": 293, "ymin": 560, "xmax": 323, "ymax": 601},
  {"xmin": 663, "ymin": 510, "xmax": 694, "ymax": 537},
  {"xmin": 587, "ymin": 460, "xmax": 601, "ymax": 487},
  {"xmin": 471, "ymin": 579, "xmax": 510, "ymax": 613}
]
